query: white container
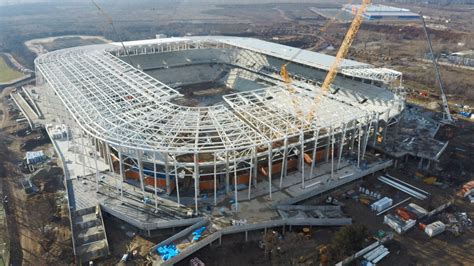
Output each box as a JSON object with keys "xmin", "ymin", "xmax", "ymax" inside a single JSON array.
[
  {"xmin": 371, "ymin": 197, "xmax": 393, "ymax": 212},
  {"xmin": 425, "ymin": 221, "xmax": 445, "ymax": 237}
]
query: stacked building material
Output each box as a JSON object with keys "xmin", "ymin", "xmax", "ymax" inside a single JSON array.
[
  {"xmin": 395, "ymin": 207, "xmax": 417, "ymax": 221},
  {"xmin": 362, "ymin": 244, "xmax": 390, "ymax": 265},
  {"xmin": 384, "ymin": 214, "xmax": 416, "ymax": 234},
  {"xmin": 406, "ymin": 203, "xmax": 428, "ymax": 219},
  {"xmin": 371, "ymin": 197, "xmax": 393, "ymax": 212},
  {"xmin": 378, "ymin": 176, "xmax": 429, "ymax": 200},
  {"xmin": 457, "ymin": 181, "xmax": 474, "ymax": 197},
  {"xmin": 425, "ymin": 221, "xmax": 445, "ymax": 237}
]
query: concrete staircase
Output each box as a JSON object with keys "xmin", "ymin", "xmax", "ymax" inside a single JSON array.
[{"xmin": 72, "ymin": 205, "xmax": 109, "ymax": 262}]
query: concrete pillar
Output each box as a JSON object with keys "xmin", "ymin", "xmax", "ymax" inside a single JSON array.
[
  {"xmin": 337, "ymin": 123, "xmax": 347, "ymax": 170},
  {"xmin": 253, "ymin": 148, "xmax": 258, "ymax": 187},
  {"xmin": 164, "ymin": 153, "xmax": 171, "ymax": 195},
  {"xmin": 268, "ymin": 143, "xmax": 273, "ymax": 199},
  {"xmin": 225, "ymin": 152, "xmax": 230, "ymax": 193},
  {"xmin": 93, "ymin": 139, "xmax": 100, "ymax": 192},
  {"xmin": 373, "ymin": 113, "xmax": 380, "ymax": 146},
  {"xmin": 174, "ymin": 156, "xmax": 181, "ymax": 206},
  {"xmin": 280, "ymin": 137, "xmax": 288, "ymax": 189},
  {"xmin": 214, "ymin": 152, "xmax": 217, "ymax": 206},
  {"xmin": 137, "ymin": 150, "xmax": 145, "ymax": 198},
  {"xmin": 153, "ymin": 152, "xmax": 158, "ymax": 213},
  {"xmin": 300, "ymin": 131, "xmax": 305, "ymax": 188},
  {"xmin": 118, "ymin": 149, "xmax": 124, "ymax": 201},
  {"xmin": 233, "ymin": 152, "xmax": 238, "ymax": 212},
  {"xmin": 309, "ymin": 128, "xmax": 320, "ymax": 180},
  {"xmin": 194, "ymin": 153, "xmax": 199, "ymax": 214},
  {"xmin": 325, "ymin": 127, "xmax": 332, "ymax": 162}
]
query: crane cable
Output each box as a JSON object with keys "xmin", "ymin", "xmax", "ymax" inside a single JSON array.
[{"xmin": 91, "ymin": 0, "xmax": 135, "ymax": 66}]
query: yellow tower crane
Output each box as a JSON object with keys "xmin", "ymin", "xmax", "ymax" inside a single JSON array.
[
  {"xmin": 306, "ymin": 0, "xmax": 371, "ymax": 122},
  {"xmin": 280, "ymin": 0, "xmax": 371, "ymax": 125}
]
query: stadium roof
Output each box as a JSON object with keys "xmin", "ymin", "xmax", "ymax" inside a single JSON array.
[
  {"xmin": 35, "ymin": 36, "xmax": 403, "ymax": 155},
  {"xmin": 343, "ymin": 4, "xmax": 420, "ymax": 18},
  {"xmin": 117, "ymin": 36, "xmax": 402, "ymax": 83}
]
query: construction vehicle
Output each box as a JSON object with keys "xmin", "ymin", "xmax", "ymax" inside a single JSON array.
[
  {"xmin": 420, "ymin": 14, "xmax": 454, "ymax": 124},
  {"xmin": 280, "ymin": 0, "xmax": 371, "ymax": 125}
]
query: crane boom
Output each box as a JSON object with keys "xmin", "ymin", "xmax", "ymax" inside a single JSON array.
[
  {"xmin": 321, "ymin": 0, "xmax": 370, "ymax": 91},
  {"xmin": 306, "ymin": 0, "xmax": 371, "ymax": 122},
  {"xmin": 420, "ymin": 13, "xmax": 453, "ymax": 124}
]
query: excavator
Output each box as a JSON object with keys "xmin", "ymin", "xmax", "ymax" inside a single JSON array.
[{"xmin": 280, "ymin": 0, "xmax": 371, "ymax": 125}]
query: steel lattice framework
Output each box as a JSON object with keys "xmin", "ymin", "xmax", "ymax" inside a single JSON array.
[{"xmin": 35, "ymin": 36, "xmax": 405, "ymax": 209}]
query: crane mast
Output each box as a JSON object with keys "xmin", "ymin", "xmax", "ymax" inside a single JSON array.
[
  {"xmin": 279, "ymin": 0, "xmax": 371, "ymax": 125},
  {"xmin": 306, "ymin": 0, "xmax": 371, "ymax": 122},
  {"xmin": 321, "ymin": 0, "xmax": 370, "ymax": 91}
]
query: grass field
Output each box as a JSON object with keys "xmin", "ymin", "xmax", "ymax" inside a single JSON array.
[{"xmin": 0, "ymin": 56, "xmax": 24, "ymax": 83}]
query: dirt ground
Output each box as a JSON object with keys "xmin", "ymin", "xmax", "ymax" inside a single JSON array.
[
  {"xmin": 177, "ymin": 227, "xmax": 337, "ymax": 266},
  {"xmin": 0, "ymin": 87, "xmax": 73, "ymax": 265},
  {"xmin": 97, "ymin": 215, "xmax": 177, "ymax": 265}
]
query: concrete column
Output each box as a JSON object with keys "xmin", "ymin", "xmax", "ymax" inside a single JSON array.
[
  {"xmin": 330, "ymin": 135, "xmax": 335, "ymax": 181},
  {"xmin": 137, "ymin": 150, "xmax": 145, "ymax": 198},
  {"xmin": 118, "ymin": 149, "xmax": 124, "ymax": 201},
  {"xmin": 248, "ymin": 156, "xmax": 253, "ymax": 200},
  {"xmin": 268, "ymin": 143, "xmax": 273, "ymax": 199},
  {"xmin": 94, "ymin": 139, "xmax": 100, "ymax": 192},
  {"xmin": 350, "ymin": 126, "xmax": 356, "ymax": 154},
  {"xmin": 153, "ymin": 152, "xmax": 158, "ymax": 213},
  {"xmin": 373, "ymin": 113, "xmax": 380, "ymax": 146},
  {"xmin": 164, "ymin": 153, "xmax": 171, "ymax": 195},
  {"xmin": 233, "ymin": 152, "xmax": 238, "ymax": 212},
  {"xmin": 253, "ymin": 148, "xmax": 258, "ymax": 187},
  {"xmin": 173, "ymin": 156, "xmax": 181, "ymax": 206},
  {"xmin": 280, "ymin": 137, "xmax": 288, "ymax": 189},
  {"xmin": 325, "ymin": 127, "xmax": 332, "ymax": 162},
  {"xmin": 337, "ymin": 123, "xmax": 347, "ymax": 170},
  {"xmin": 362, "ymin": 117, "xmax": 373, "ymax": 160},
  {"xmin": 214, "ymin": 152, "xmax": 217, "ymax": 206},
  {"xmin": 357, "ymin": 124, "xmax": 362, "ymax": 168},
  {"xmin": 225, "ymin": 152, "xmax": 230, "ymax": 193},
  {"xmin": 194, "ymin": 153, "xmax": 199, "ymax": 214},
  {"xmin": 383, "ymin": 109, "xmax": 391, "ymax": 142},
  {"xmin": 300, "ymin": 131, "xmax": 305, "ymax": 188},
  {"xmin": 309, "ymin": 128, "xmax": 320, "ymax": 180},
  {"xmin": 81, "ymin": 132, "xmax": 87, "ymax": 177},
  {"xmin": 104, "ymin": 143, "xmax": 113, "ymax": 175}
]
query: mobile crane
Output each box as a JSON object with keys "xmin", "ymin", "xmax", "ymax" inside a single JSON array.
[{"xmin": 420, "ymin": 13, "xmax": 454, "ymax": 124}]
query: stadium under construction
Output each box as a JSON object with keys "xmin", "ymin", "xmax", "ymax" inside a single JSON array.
[{"xmin": 31, "ymin": 36, "xmax": 408, "ymax": 262}]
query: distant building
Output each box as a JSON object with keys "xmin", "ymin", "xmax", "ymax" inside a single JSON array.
[
  {"xmin": 447, "ymin": 50, "xmax": 474, "ymax": 67},
  {"xmin": 343, "ymin": 4, "xmax": 421, "ymax": 20}
]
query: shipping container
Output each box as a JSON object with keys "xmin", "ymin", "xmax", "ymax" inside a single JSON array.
[{"xmin": 425, "ymin": 221, "xmax": 445, "ymax": 237}]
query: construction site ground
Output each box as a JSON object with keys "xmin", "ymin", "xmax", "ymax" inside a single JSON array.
[
  {"xmin": 177, "ymin": 227, "xmax": 336, "ymax": 266},
  {"xmin": 0, "ymin": 87, "xmax": 73, "ymax": 265}
]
